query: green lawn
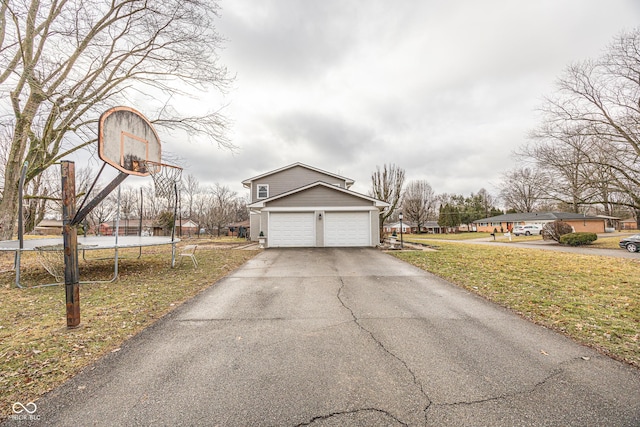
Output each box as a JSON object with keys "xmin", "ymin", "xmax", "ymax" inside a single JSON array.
[
  {"xmin": 0, "ymin": 238, "xmax": 257, "ymax": 417},
  {"xmin": 391, "ymin": 242, "xmax": 640, "ymax": 368}
]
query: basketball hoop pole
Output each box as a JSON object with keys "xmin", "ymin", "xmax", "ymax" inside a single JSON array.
[
  {"xmin": 71, "ymin": 172, "xmax": 129, "ymax": 226},
  {"xmin": 61, "ymin": 161, "xmax": 81, "ymax": 328}
]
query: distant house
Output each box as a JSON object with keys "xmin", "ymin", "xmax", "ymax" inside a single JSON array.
[
  {"xmin": 34, "ymin": 219, "xmax": 63, "ymax": 235},
  {"xmin": 457, "ymin": 224, "xmax": 478, "ymax": 232},
  {"xmin": 621, "ymin": 218, "xmax": 638, "ymax": 230},
  {"xmin": 98, "ymin": 218, "xmax": 198, "ymax": 237},
  {"xmin": 422, "ymin": 221, "xmax": 443, "ymax": 234},
  {"xmin": 383, "ymin": 221, "xmax": 443, "ymax": 234},
  {"xmin": 473, "ymin": 212, "xmax": 609, "ymax": 234},
  {"xmin": 100, "ymin": 219, "xmax": 155, "ymax": 236},
  {"xmin": 176, "ymin": 219, "xmax": 198, "ymax": 236},
  {"xmin": 226, "ymin": 220, "xmax": 250, "ymax": 238},
  {"xmin": 383, "ymin": 222, "xmax": 412, "ymax": 234}
]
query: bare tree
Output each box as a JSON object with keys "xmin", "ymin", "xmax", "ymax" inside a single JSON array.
[
  {"xmin": 527, "ymin": 124, "xmax": 613, "ymax": 214},
  {"xmin": 203, "ymin": 183, "xmax": 237, "ymax": 236},
  {"xmin": 533, "ymin": 28, "xmax": 640, "ymax": 227},
  {"xmin": 192, "ymin": 192, "xmax": 212, "ymax": 236},
  {"xmin": 232, "ymin": 196, "xmax": 249, "ymax": 222},
  {"xmin": 370, "ymin": 164, "xmax": 405, "ymax": 241},
  {"xmin": 182, "ymin": 174, "xmax": 200, "ymax": 220},
  {"xmin": 119, "ymin": 187, "xmax": 140, "ymax": 235},
  {"xmin": 85, "ymin": 192, "xmax": 118, "ymax": 236},
  {"xmin": 142, "ymin": 183, "xmax": 162, "ymax": 220},
  {"xmin": 0, "ymin": 0, "xmax": 233, "ymax": 239},
  {"xmin": 402, "ymin": 180, "xmax": 436, "ymax": 233},
  {"xmin": 498, "ymin": 167, "xmax": 549, "ymax": 213}
]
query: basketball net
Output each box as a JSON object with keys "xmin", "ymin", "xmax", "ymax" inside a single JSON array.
[
  {"xmin": 35, "ymin": 245, "xmax": 65, "ymax": 282},
  {"xmin": 142, "ymin": 160, "xmax": 183, "ymax": 202}
]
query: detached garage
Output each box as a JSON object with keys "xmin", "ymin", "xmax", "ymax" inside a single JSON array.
[{"xmin": 249, "ymin": 181, "xmax": 388, "ymax": 248}]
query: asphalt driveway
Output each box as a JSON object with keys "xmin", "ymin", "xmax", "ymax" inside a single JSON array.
[{"xmin": 12, "ymin": 248, "xmax": 640, "ymax": 426}]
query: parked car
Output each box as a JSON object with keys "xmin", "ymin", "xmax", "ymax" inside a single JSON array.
[
  {"xmin": 513, "ymin": 225, "xmax": 542, "ymax": 236},
  {"xmin": 619, "ymin": 234, "xmax": 640, "ymax": 252}
]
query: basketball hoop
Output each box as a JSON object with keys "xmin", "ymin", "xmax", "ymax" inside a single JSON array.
[{"xmin": 142, "ymin": 160, "xmax": 183, "ymax": 200}]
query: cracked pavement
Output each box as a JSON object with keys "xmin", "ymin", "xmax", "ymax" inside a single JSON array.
[{"xmin": 13, "ymin": 248, "xmax": 640, "ymax": 426}]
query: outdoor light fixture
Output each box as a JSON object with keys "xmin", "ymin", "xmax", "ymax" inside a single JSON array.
[{"xmin": 318, "ymin": 213, "xmax": 322, "ymax": 220}]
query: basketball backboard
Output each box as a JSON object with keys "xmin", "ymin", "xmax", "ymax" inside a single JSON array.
[{"xmin": 98, "ymin": 107, "xmax": 161, "ymax": 176}]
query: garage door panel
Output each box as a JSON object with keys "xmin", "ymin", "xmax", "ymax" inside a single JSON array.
[
  {"xmin": 269, "ymin": 213, "xmax": 315, "ymax": 247},
  {"xmin": 325, "ymin": 212, "xmax": 370, "ymax": 247}
]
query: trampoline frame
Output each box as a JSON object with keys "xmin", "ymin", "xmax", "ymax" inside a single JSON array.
[{"xmin": 1, "ymin": 235, "xmax": 179, "ymax": 288}]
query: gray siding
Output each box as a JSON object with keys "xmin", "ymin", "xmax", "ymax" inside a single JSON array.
[
  {"xmin": 371, "ymin": 211, "xmax": 381, "ymax": 245},
  {"xmin": 266, "ymin": 186, "xmax": 374, "ymax": 208},
  {"xmin": 249, "ymin": 213, "xmax": 261, "ymax": 241},
  {"xmin": 251, "ymin": 166, "xmax": 347, "ymax": 202}
]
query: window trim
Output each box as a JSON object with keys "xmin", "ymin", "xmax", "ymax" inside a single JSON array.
[{"xmin": 257, "ymin": 184, "xmax": 269, "ymax": 199}]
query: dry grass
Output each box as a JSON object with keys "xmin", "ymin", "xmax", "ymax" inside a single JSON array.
[
  {"xmin": 392, "ymin": 243, "xmax": 640, "ymax": 368},
  {"xmin": 0, "ymin": 238, "xmax": 257, "ymax": 416},
  {"xmin": 590, "ymin": 234, "xmax": 633, "ymax": 250},
  {"xmin": 405, "ymin": 232, "xmax": 543, "ymax": 243},
  {"xmin": 405, "ymin": 232, "xmax": 491, "ymax": 241}
]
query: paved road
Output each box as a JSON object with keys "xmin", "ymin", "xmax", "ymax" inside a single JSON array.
[{"xmin": 11, "ymin": 248, "xmax": 640, "ymax": 426}]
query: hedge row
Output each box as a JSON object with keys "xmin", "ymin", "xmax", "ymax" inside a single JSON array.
[{"xmin": 559, "ymin": 232, "xmax": 598, "ymax": 246}]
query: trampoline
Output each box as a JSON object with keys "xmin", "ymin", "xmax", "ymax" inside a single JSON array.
[{"xmin": 1, "ymin": 235, "xmax": 179, "ymax": 288}]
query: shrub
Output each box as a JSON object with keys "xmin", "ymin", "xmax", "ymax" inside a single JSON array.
[
  {"xmin": 541, "ymin": 220, "xmax": 574, "ymax": 242},
  {"xmin": 559, "ymin": 232, "xmax": 598, "ymax": 246}
]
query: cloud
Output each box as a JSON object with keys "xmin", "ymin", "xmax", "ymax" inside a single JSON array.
[{"xmin": 79, "ymin": 0, "xmax": 640, "ymax": 206}]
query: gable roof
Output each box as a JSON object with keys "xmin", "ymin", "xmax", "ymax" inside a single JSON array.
[
  {"xmin": 36, "ymin": 219, "xmax": 63, "ymax": 227},
  {"xmin": 473, "ymin": 212, "xmax": 606, "ymax": 223},
  {"xmin": 242, "ymin": 162, "xmax": 354, "ymax": 189},
  {"xmin": 248, "ymin": 181, "xmax": 389, "ymax": 209}
]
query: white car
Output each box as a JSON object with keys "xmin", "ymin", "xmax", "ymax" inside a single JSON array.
[{"xmin": 513, "ymin": 225, "xmax": 542, "ymax": 236}]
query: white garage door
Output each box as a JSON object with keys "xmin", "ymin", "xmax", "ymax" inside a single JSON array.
[
  {"xmin": 269, "ymin": 212, "xmax": 316, "ymax": 247},
  {"xmin": 325, "ymin": 212, "xmax": 370, "ymax": 247}
]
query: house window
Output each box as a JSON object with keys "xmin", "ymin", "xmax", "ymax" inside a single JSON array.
[{"xmin": 257, "ymin": 184, "xmax": 269, "ymax": 199}]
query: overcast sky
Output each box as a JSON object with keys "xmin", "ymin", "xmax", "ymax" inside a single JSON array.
[{"xmin": 159, "ymin": 0, "xmax": 639, "ymax": 202}]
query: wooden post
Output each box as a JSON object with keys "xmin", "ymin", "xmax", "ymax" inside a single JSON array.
[{"xmin": 62, "ymin": 161, "xmax": 80, "ymax": 328}]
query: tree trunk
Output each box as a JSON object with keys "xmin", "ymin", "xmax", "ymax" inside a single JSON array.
[
  {"xmin": 0, "ymin": 153, "xmax": 25, "ymax": 240},
  {"xmin": 0, "ymin": 95, "xmax": 41, "ymax": 240},
  {"xmin": 0, "ymin": 139, "xmax": 26, "ymax": 240},
  {"xmin": 25, "ymin": 199, "xmax": 37, "ymax": 234}
]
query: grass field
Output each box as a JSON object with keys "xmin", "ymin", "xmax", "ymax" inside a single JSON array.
[
  {"xmin": 0, "ymin": 237, "xmax": 257, "ymax": 417},
  {"xmin": 404, "ymin": 232, "xmax": 492, "ymax": 240},
  {"xmin": 391, "ymin": 242, "xmax": 640, "ymax": 368},
  {"xmin": 406, "ymin": 231, "xmax": 638, "ymax": 248}
]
